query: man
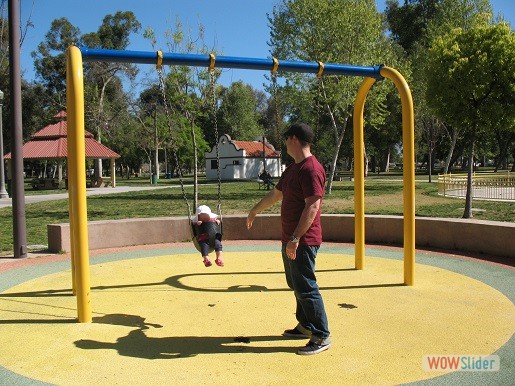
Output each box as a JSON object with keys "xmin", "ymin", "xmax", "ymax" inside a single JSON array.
[
  {"xmin": 246, "ymin": 122, "xmax": 330, "ymax": 355},
  {"xmin": 259, "ymin": 169, "xmax": 275, "ymax": 190}
]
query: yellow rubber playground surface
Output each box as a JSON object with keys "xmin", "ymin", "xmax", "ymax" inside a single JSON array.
[{"xmin": 0, "ymin": 241, "xmax": 513, "ymax": 385}]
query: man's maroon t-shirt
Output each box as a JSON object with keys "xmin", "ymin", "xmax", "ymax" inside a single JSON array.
[{"xmin": 276, "ymin": 155, "xmax": 326, "ymax": 245}]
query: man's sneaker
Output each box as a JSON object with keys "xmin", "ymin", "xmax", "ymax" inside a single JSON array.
[
  {"xmin": 297, "ymin": 340, "xmax": 331, "ymax": 355},
  {"xmin": 283, "ymin": 327, "xmax": 311, "ymax": 339}
]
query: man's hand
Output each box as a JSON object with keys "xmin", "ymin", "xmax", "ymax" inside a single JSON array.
[
  {"xmin": 246, "ymin": 212, "xmax": 256, "ymax": 230},
  {"xmin": 247, "ymin": 188, "xmax": 282, "ymax": 230},
  {"xmin": 286, "ymin": 241, "xmax": 298, "ymax": 260}
]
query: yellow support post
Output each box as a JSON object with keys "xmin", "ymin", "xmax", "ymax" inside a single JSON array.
[
  {"xmin": 353, "ymin": 77, "xmax": 377, "ymax": 270},
  {"xmin": 69, "ymin": 194, "xmax": 76, "ymax": 295},
  {"xmin": 66, "ymin": 45, "xmax": 92, "ymax": 321},
  {"xmin": 67, "ymin": 107, "xmax": 76, "ymax": 295},
  {"xmin": 380, "ymin": 66, "xmax": 416, "ymax": 285}
]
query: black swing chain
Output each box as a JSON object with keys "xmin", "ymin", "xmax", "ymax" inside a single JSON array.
[
  {"xmin": 271, "ymin": 72, "xmax": 281, "ymax": 147},
  {"xmin": 157, "ymin": 58, "xmax": 222, "ymax": 223},
  {"xmin": 157, "ymin": 65, "xmax": 193, "ymax": 219},
  {"xmin": 316, "ymin": 74, "xmax": 324, "ymax": 126},
  {"xmin": 209, "ymin": 69, "xmax": 223, "ymax": 220}
]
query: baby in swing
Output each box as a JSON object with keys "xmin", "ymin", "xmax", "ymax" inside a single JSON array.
[{"xmin": 194, "ymin": 205, "xmax": 224, "ymax": 267}]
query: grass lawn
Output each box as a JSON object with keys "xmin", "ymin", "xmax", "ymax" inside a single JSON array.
[{"xmin": 0, "ymin": 176, "xmax": 513, "ymax": 254}]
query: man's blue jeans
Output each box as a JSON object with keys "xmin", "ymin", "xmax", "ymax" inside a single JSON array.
[{"xmin": 281, "ymin": 244, "xmax": 330, "ymax": 340}]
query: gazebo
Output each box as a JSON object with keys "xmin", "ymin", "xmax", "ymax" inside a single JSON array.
[{"xmin": 4, "ymin": 111, "xmax": 120, "ymax": 189}]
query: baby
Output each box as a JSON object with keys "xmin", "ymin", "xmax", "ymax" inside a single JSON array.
[{"xmin": 194, "ymin": 205, "xmax": 224, "ymax": 267}]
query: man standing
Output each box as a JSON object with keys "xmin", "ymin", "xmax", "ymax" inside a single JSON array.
[{"xmin": 246, "ymin": 122, "xmax": 330, "ymax": 355}]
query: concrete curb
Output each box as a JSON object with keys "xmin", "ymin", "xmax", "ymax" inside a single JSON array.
[{"xmin": 47, "ymin": 214, "xmax": 514, "ymax": 260}]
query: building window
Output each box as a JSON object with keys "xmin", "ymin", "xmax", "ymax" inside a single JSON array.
[{"xmin": 211, "ymin": 160, "xmax": 218, "ymax": 169}]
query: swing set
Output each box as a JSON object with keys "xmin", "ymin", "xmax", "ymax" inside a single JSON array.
[
  {"xmin": 66, "ymin": 45, "xmax": 415, "ymax": 323},
  {"xmin": 155, "ymin": 55, "xmax": 223, "ymax": 254}
]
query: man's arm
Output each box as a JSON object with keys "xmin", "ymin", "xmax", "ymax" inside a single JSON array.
[
  {"xmin": 246, "ymin": 187, "xmax": 282, "ymax": 229},
  {"xmin": 292, "ymin": 195, "xmax": 321, "ymax": 239},
  {"xmin": 285, "ymin": 195, "xmax": 321, "ymax": 260}
]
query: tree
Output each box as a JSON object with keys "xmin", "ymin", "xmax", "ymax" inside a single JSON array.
[
  {"xmin": 218, "ymin": 81, "xmax": 263, "ymax": 141},
  {"xmin": 260, "ymin": 77, "xmax": 285, "ymax": 152},
  {"xmin": 426, "ymin": 22, "xmax": 515, "ymax": 218},
  {"xmin": 385, "ymin": 0, "xmax": 439, "ymax": 54},
  {"xmin": 385, "ymin": 0, "xmax": 497, "ymax": 178},
  {"xmin": 32, "ymin": 17, "xmax": 81, "ymax": 109},
  {"xmin": 1, "ymin": 5, "xmax": 50, "ymax": 149},
  {"xmin": 143, "ymin": 20, "xmax": 213, "ymax": 193},
  {"xmin": 268, "ymin": 0, "xmax": 404, "ymax": 193},
  {"xmin": 32, "ymin": 12, "xmax": 141, "ymax": 177},
  {"xmin": 1, "ymin": 1, "xmax": 36, "ymax": 78},
  {"xmin": 109, "ymin": 113, "xmax": 145, "ymax": 178},
  {"xmin": 81, "ymin": 11, "xmax": 141, "ymax": 177},
  {"xmin": 365, "ymin": 91, "xmax": 404, "ymax": 173}
]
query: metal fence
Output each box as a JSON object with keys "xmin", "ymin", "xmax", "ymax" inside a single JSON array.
[{"xmin": 438, "ymin": 172, "xmax": 515, "ymax": 201}]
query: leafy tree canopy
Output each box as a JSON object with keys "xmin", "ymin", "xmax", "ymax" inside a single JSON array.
[
  {"xmin": 426, "ymin": 22, "xmax": 515, "ymax": 135},
  {"xmin": 218, "ymin": 81, "xmax": 263, "ymax": 141}
]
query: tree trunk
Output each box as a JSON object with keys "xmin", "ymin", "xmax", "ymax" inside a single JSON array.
[
  {"xmin": 462, "ymin": 136, "xmax": 475, "ymax": 219},
  {"xmin": 383, "ymin": 150, "xmax": 390, "ymax": 173},
  {"xmin": 428, "ymin": 149, "xmax": 433, "ymax": 183},
  {"xmin": 443, "ymin": 125, "xmax": 458, "ymax": 174},
  {"xmin": 326, "ymin": 120, "xmax": 348, "ymax": 194},
  {"xmin": 148, "ymin": 157, "xmax": 152, "ymax": 184},
  {"xmin": 364, "ymin": 148, "xmax": 369, "ymax": 178},
  {"xmin": 318, "ymin": 80, "xmax": 348, "ymax": 195},
  {"xmin": 495, "ymin": 132, "xmax": 514, "ymax": 172},
  {"xmin": 95, "ymin": 147, "xmax": 103, "ymax": 179}
]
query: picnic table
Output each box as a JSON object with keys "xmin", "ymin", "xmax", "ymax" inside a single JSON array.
[{"xmin": 31, "ymin": 178, "xmax": 61, "ymax": 190}]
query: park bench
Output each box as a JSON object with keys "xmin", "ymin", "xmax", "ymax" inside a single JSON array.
[
  {"xmin": 257, "ymin": 178, "xmax": 275, "ymax": 190},
  {"xmin": 89, "ymin": 177, "xmax": 112, "ymax": 188},
  {"xmin": 331, "ymin": 171, "xmax": 354, "ymax": 181},
  {"xmin": 257, "ymin": 178, "xmax": 267, "ymax": 190},
  {"xmin": 31, "ymin": 178, "xmax": 61, "ymax": 190}
]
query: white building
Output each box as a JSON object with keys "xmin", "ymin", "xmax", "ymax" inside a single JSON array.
[{"xmin": 205, "ymin": 134, "xmax": 282, "ymax": 180}]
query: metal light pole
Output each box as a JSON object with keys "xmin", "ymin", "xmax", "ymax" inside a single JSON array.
[
  {"xmin": 262, "ymin": 135, "xmax": 266, "ymax": 172},
  {"xmin": 8, "ymin": 0, "xmax": 28, "ymax": 258},
  {"xmin": 0, "ymin": 90, "xmax": 8, "ymax": 198}
]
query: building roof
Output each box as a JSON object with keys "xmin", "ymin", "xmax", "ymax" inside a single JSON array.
[
  {"xmin": 31, "ymin": 117, "xmax": 95, "ymax": 140},
  {"xmin": 3, "ymin": 111, "xmax": 119, "ymax": 160},
  {"xmin": 232, "ymin": 140, "xmax": 279, "ymax": 158},
  {"xmin": 4, "ymin": 137, "xmax": 120, "ymax": 160}
]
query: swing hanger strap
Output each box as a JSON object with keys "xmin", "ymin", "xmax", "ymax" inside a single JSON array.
[
  {"xmin": 156, "ymin": 50, "xmax": 163, "ymax": 70},
  {"xmin": 316, "ymin": 61, "xmax": 325, "ymax": 78},
  {"xmin": 271, "ymin": 57, "xmax": 279, "ymax": 75},
  {"xmin": 209, "ymin": 53, "xmax": 216, "ymax": 72}
]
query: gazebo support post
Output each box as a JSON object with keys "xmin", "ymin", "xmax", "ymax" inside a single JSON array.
[
  {"xmin": 110, "ymin": 158, "xmax": 116, "ymax": 188},
  {"xmin": 58, "ymin": 160, "xmax": 63, "ymax": 189}
]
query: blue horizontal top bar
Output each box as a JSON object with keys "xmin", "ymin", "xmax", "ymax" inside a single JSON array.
[{"xmin": 79, "ymin": 47, "xmax": 384, "ymax": 79}]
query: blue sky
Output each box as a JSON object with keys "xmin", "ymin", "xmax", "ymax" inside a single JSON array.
[{"xmin": 17, "ymin": 0, "xmax": 515, "ymax": 91}]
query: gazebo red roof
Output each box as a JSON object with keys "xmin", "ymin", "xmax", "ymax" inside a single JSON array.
[
  {"xmin": 5, "ymin": 137, "xmax": 120, "ymax": 160},
  {"xmin": 4, "ymin": 111, "xmax": 119, "ymax": 160},
  {"xmin": 31, "ymin": 118, "xmax": 95, "ymax": 140}
]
